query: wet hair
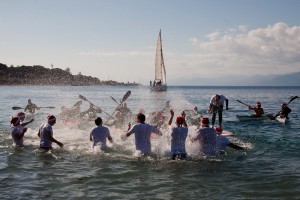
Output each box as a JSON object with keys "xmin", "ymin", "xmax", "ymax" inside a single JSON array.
[
  {"xmin": 137, "ymin": 113, "xmax": 146, "ymax": 122},
  {"xmin": 47, "ymin": 115, "xmax": 56, "ymax": 123},
  {"xmin": 95, "ymin": 117, "xmax": 102, "ymax": 125}
]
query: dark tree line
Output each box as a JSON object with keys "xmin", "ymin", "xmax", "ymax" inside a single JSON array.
[{"xmin": 0, "ymin": 63, "xmax": 139, "ymax": 86}]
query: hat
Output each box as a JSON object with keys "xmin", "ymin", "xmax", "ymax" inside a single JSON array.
[
  {"xmin": 201, "ymin": 117, "xmax": 209, "ymax": 125},
  {"xmin": 215, "ymin": 126, "xmax": 222, "ymax": 133},
  {"xmin": 256, "ymin": 101, "xmax": 261, "ymax": 105},
  {"xmin": 176, "ymin": 116, "xmax": 184, "ymax": 125},
  {"xmin": 47, "ymin": 115, "xmax": 56, "ymax": 123}
]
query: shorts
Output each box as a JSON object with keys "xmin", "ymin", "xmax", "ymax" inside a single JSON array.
[{"xmin": 212, "ymin": 105, "xmax": 223, "ymax": 114}]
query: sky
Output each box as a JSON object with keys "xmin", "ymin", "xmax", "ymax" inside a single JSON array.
[{"xmin": 1, "ymin": 0, "xmax": 300, "ymax": 85}]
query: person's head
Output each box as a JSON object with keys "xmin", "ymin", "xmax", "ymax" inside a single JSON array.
[
  {"xmin": 200, "ymin": 117, "xmax": 209, "ymax": 127},
  {"xmin": 10, "ymin": 116, "xmax": 20, "ymax": 126},
  {"xmin": 47, "ymin": 115, "xmax": 56, "ymax": 126},
  {"xmin": 136, "ymin": 113, "xmax": 146, "ymax": 123},
  {"xmin": 193, "ymin": 106, "xmax": 198, "ymax": 111},
  {"xmin": 156, "ymin": 111, "xmax": 162, "ymax": 117},
  {"xmin": 115, "ymin": 111, "xmax": 121, "ymax": 118},
  {"xmin": 256, "ymin": 101, "xmax": 261, "ymax": 108},
  {"xmin": 17, "ymin": 112, "xmax": 26, "ymax": 121},
  {"xmin": 28, "ymin": 99, "xmax": 32, "ymax": 104},
  {"xmin": 176, "ymin": 116, "xmax": 184, "ymax": 125},
  {"xmin": 166, "ymin": 101, "xmax": 170, "ymax": 107},
  {"xmin": 61, "ymin": 106, "xmax": 68, "ymax": 112},
  {"xmin": 215, "ymin": 126, "xmax": 222, "ymax": 134},
  {"xmin": 282, "ymin": 103, "xmax": 287, "ymax": 108},
  {"xmin": 95, "ymin": 117, "xmax": 103, "ymax": 126},
  {"xmin": 89, "ymin": 103, "xmax": 94, "ymax": 108}
]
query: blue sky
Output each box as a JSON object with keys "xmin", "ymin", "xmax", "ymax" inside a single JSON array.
[{"xmin": 1, "ymin": 0, "xmax": 300, "ymax": 85}]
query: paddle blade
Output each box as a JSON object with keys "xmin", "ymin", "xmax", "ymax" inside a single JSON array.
[
  {"xmin": 287, "ymin": 96, "xmax": 299, "ymax": 105},
  {"xmin": 79, "ymin": 95, "xmax": 87, "ymax": 101},
  {"xmin": 73, "ymin": 100, "xmax": 82, "ymax": 107},
  {"xmin": 110, "ymin": 96, "xmax": 119, "ymax": 104},
  {"xmin": 12, "ymin": 106, "xmax": 22, "ymax": 110},
  {"xmin": 121, "ymin": 90, "xmax": 131, "ymax": 103}
]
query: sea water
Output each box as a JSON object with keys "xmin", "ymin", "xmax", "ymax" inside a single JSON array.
[{"xmin": 0, "ymin": 86, "xmax": 299, "ymax": 199}]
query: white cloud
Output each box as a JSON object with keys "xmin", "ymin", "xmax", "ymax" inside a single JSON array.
[{"xmin": 185, "ymin": 22, "xmax": 300, "ymax": 77}]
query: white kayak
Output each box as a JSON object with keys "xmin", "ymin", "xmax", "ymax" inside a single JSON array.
[{"xmin": 276, "ymin": 116, "xmax": 287, "ymax": 123}]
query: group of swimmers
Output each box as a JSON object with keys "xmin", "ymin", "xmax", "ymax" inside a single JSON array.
[{"xmin": 10, "ymin": 94, "xmax": 293, "ymax": 159}]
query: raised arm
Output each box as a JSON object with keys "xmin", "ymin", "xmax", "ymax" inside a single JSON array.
[{"xmin": 168, "ymin": 109, "xmax": 174, "ymax": 126}]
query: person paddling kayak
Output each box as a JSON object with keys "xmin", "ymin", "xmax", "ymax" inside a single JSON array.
[
  {"xmin": 24, "ymin": 99, "xmax": 39, "ymax": 114},
  {"xmin": 278, "ymin": 103, "xmax": 291, "ymax": 119},
  {"xmin": 248, "ymin": 101, "xmax": 264, "ymax": 117}
]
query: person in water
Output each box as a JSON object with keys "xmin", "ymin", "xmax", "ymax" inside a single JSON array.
[
  {"xmin": 168, "ymin": 109, "xmax": 188, "ymax": 160},
  {"xmin": 17, "ymin": 112, "xmax": 34, "ymax": 129},
  {"xmin": 278, "ymin": 103, "xmax": 291, "ymax": 118},
  {"xmin": 214, "ymin": 126, "xmax": 245, "ymax": 153},
  {"xmin": 37, "ymin": 115, "xmax": 63, "ymax": 151},
  {"xmin": 190, "ymin": 117, "xmax": 217, "ymax": 157},
  {"xmin": 207, "ymin": 94, "xmax": 229, "ymax": 129},
  {"xmin": 24, "ymin": 99, "xmax": 39, "ymax": 113},
  {"xmin": 90, "ymin": 117, "xmax": 113, "ymax": 150},
  {"xmin": 248, "ymin": 101, "xmax": 264, "ymax": 117},
  {"xmin": 10, "ymin": 116, "xmax": 29, "ymax": 147},
  {"xmin": 80, "ymin": 103, "xmax": 102, "ymax": 120},
  {"xmin": 125, "ymin": 113, "xmax": 158, "ymax": 156}
]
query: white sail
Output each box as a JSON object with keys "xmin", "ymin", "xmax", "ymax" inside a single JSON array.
[
  {"xmin": 150, "ymin": 30, "xmax": 167, "ymax": 92},
  {"xmin": 155, "ymin": 30, "xmax": 166, "ymax": 84}
]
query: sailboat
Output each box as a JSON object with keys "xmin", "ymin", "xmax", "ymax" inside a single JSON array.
[{"xmin": 150, "ymin": 30, "xmax": 167, "ymax": 92}]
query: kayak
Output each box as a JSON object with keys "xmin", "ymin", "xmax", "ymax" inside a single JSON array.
[
  {"xmin": 236, "ymin": 115, "xmax": 270, "ymax": 121},
  {"xmin": 276, "ymin": 116, "xmax": 287, "ymax": 123}
]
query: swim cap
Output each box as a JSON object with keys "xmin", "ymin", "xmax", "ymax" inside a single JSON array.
[
  {"xmin": 215, "ymin": 126, "xmax": 222, "ymax": 133},
  {"xmin": 11, "ymin": 116, "xmax": 20, "ymax": 126},
  {"xmin": 17, "ymin": 112, "xmax": 25, "ymax": 117},
  {"xmin": 176, "ymin": 116, "xmax": 184, "ymax": 125},
  {"xmin": 47, "ymin": 115, "xmax": 56, "ymax": 123},
  {"xmin": 201, "ymin": 117, "xmax": 209, "ymax": 125}
]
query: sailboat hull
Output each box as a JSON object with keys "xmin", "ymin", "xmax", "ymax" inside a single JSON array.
[{"xmin": 150, "ymin": 84, "xmax": 167, "ymax": 92}]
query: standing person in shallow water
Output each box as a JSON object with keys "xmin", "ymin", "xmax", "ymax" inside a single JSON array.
[
  {"xmin": 24, "ymin": 99, "xmax": 39, "ymax": 114},
  {"xmin": 248, "ymin": 101, "xmax": 264, "ymax": 117},
  {"xmin": 168, "ymin": 109, "xmax": 188, "ymax": 160},
  {"xmin": 190, "ymin": 117, "xmax": 217, "ymax": 157},
  {"xmin": 10, "ymin": 116, "xmax": 28, "ymax": 147},
  {"xmin": 207, "ymin": 94, "xmax": 228, "ymax": 129},
  {"xmin": 125, "ymin": 113, "xmax": 158, "ymax": 156},
  {"xmin": 37, "ymin": 115, "xmax": 63, "ymax": 151},
  {"xmin": 90, "ymin": 117, "xmax": 113, "ymax": 150}
]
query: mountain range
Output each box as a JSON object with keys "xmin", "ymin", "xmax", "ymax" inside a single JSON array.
[{"xmin": 168, "ymin": 72, "xmax": 300, "ymax": 86}]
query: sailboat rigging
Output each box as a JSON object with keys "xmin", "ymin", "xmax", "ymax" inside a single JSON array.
[{"xmin": 150, "ymin": 30, "xmax": 167, "ymax": 92}]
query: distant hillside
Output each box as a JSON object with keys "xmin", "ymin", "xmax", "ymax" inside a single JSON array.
[
  {"xmin": 168, "ymin": 72, "xmax": 300, "ymax": 86},
  {"xmin": 0, "ymin": 63, "xmax": 139, "ymax": 86}
]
